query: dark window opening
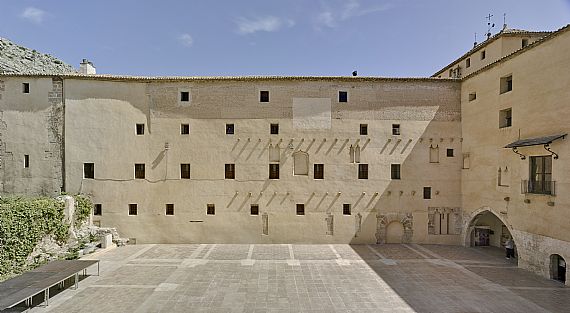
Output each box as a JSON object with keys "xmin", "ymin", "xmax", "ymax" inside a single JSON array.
[
  {"xmin": 314, "ymin": 164, "xmax": 324, "ymax": 179},
  {"xmin": 481, "ymin": 50, "xmax": 486, "ymax": 60},
  {"xmin": 84, "ymin": 163, "xmax": 94, "ymax": 179},
  {"xmin": 24, "ymin": 155, "xmax": 30, "ymax": 168},
  {"xmin": 225, "ymin": 164, "xmax": 235, "ymax": 179},
  {"xmin": 447, "ymin": 149, "xmax": 454, "ymax": 157},
  {"xmin": 391, "ymin": 164, "xmax": 401, "ymax": 180},
  {"xmin": 339, "ymin": 91, "xmax": 348, "ymax": 102},
  {"xmin": 180, "ymin": 91, "xmax": 190, "ymax": 102},
  {"xmin": 269, "ymin": 163, "xmax": 280, "ymax": 179},
  {"xmin": 181, "ymin": 124, "xmax": 190, "ymax": 135},
  {"xmin": 499, "ymin": 108, "xmax": 512, "ymax": 128},
  {"xmin": 423, "ymin": 187, "xmax": 432, "ymax": 199},
  {"xmin": 296, "ymin": 204, "xmax": 305, "ymax": 215},
  {"xmin": 466, "ymin": 58, "xmax": 471, "ymax": 68},
  {"xmin": 270, "ymin": 123, "xmax": 279, "ymax": 135},
  {"xmin": 360, "ymin": 124, "xmax": 368, "ymax": 135},
  {"xmin": 207, "ymin": 204, "xmax": 215, "ymax": 215},
  {"xmin": 22, "ymin": 83, "xmax": 30, "ymax": 93},
  {"xmin": 500, "ymin": 75, "xmax": 513, "ymax": 94},
  {"xmin": 129, "ymin": 204, "xmax": 138, "ymax": 216},
  {"xmin": 392, "ymin": 124, "xmax": 401, "ymax": 135},
  {"xmin": 180, "ymin": 164, "xmax": 191, "ymax": 179},
  {"xmin": 343, "ymin": 204, "xmax": 351, "ymax": 215},
  {"xmin": 136, "ymin": 123, "xmax": 145, "ymax": 135},
  {"xmin": 469, "ymin": 92, "xmax": 477, "ymax": 101},
  {"xmin": 528, "ymin": 155, "xmax": 553, "ymax": 195},
  {"xmin": 135, "ymin": 164, "xmax": 145, "ymax": 179},
  {"xmin": 166, "ymin": 204, "xmax": 174, "ymax": 216},
  {"xmin": 522, "ymin": 38, "xmax": 529, "ymax": 48},
  {"xmin": 358, "ymin": 164, "xmax": 368, "ymax": 179},
  {"xmin": 94, "ymin": 204, "xmax": 102, "ymax": 216},
  {"xmin": 260, "ymin": 91, "xmax": 270, "ymax": 102},
  {"xmin": 251, "ymin": 204, "xmax": 259, "ymax": 215},
  {"xmin": 226, "ymin": 123, "xmax": 234, "ymax": 135}
]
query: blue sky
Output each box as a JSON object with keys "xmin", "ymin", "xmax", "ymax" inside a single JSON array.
[{"xmin": 1, "ymin": 0, "xmax": 569, "ymax": 77}]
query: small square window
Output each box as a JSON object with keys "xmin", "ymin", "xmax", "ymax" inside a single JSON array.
[
  {"xmin": 392, "ymin": 124, "xmax": 400, "ymax": 135},
  {"xmin": 447, "ymin": 149, "xmax": 454, "ymax": 157},
  {"xmin": 225, "ymin": 164, "xmax": 235, "ymax": 179},
  {"xmin": 468, "ymin": 92, "xmax": 477, "ymax": 101},
  {"xmin": 136, "ymin": 123, "xmax": 145, "ymax": 135},
  {"xmin": 500, "ymin": 75, "xmax": 513, "ymax": 94},
  {"xmin": 481, "ymin": 50, "xmax": 486, "ymax": 60},
  {"xmin": 94, "ymin": 204, "xmax": 102, "ymax": 216},
  {"xmin": 207, "ymin": 204, "xmax": 215, "ymax": 215},
  {"xmin": 339, "ymin": 91, "xmax": 348, "ymax": 102},
  {"xmin": 499, "ymin": 108, "xmax": 512, "ymax": 128},
  {"xmin": 522, "ymin": 38, "xmax": 529, "ymax": 48},
  {"xmin": 24, "ymin": 155, "xmax": 30, "ymax": 168},
  {"xmin": 423, "ymin": 187, "xmax": 432, "ymax": 200},
  {"xmin": 181, "ymin": 124, "xmax": 190, "ymax": 135},
  {"xmin": 269, "ymin": 163, "xmax": 279, "ymax": 179},
  {"xmin": 260, "ymin": 91, "xmax": 270, "ymax": 102},
  {"xmin": 180, "ymin": 164, "xmax": 191, "ymax": 179},
  {"xmin": 270, "ymin": 123, "xmax": 279, "ymax": 135},
  {"xmin": 251, "ymin": 204, "xmax": 259, "ymax": 215},
  {"xmin": 226, "ymin": 123, "xmax": 235, "ymax": 135},
  {"xmin": 314, "ymin": 164, "xmax": 324, "ymax": 179},
  {"xmin": 84, "ymin": 163, "xmax": 94, "ymax": 179},
  {"xmin": 343, "ymin": 204, "xmax": 351, "ymax": 215},
  {"xmin": 129, "ymin": 204, "xmax": 138, "ymax": 215},
  {"xmin": 296, "ymin": 204, "xmax": 305, "ymax": 215},
  {"xmin": 22, "ymin": 83, "xmax": 30, "ymax": 94},
  {"xmin": 180, "ymin": 91, "xmax": 190, "ymax": 102},
  {"xmin": 466, "ymin": 58, "xmax": 471, "ymax": 68},
  {"xmin": 391, "ymin": 164, "xmax": 401, "ymax": 180},
  {"xmin": 358, "ymin": 164, "xmax": 368, "ymax": 179},
  {"xmin": 360, "ymin": 124, "xmax": 368, "ymax": 135},
  {"xmin": 134, "ymin": 164, "xmax": 145, "ymax": 179},
  {"xmin": 166, "ymin": 204, "xmax": 174, "ymax": 216}
]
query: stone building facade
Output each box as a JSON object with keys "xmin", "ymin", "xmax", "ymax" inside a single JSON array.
[{"xmin": 0, "ymin": 24, "xmax": 569, "ymax": 284}]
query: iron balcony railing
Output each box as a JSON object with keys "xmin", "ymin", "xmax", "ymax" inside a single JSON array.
[{"xmin": 521, "ymin": 180, "xmax": 556, "ymax": 196}]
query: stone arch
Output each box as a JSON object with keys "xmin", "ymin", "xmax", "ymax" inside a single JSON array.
[
  {"xmin": 375, "ymin": 212, "xmax": 413, "ymax": 244},
  {"xmin": 293, "ymin": 151, "xmax": 309, "ymax": 175},
  {"xmin": 462, "ymin": 207, "xmax": 520, "ymax": 253}
]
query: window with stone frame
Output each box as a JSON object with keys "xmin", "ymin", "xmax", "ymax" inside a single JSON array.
[
  {"xmin": 314, "ymin": 164, "xmax": 324, "ymax": 179},
  {"xmin": 84, "ymin": 163, "xmax": 94, "ymax": 179},
  {"xmin": 207, "ymin": 204, "xmax": 215, "ymax": 215},
  {"xmin": 129, "ymin": 204, "xmax": 138, "ymax": 216},
  {"xmin": 165, "ymin": 204, "xmax": 174, "ymax": 216},
  {"xmin": 358, "ymin": 164, "xmax": 368, "ymax": 179},
  {"xmin": 225, "ymin": 164, "xmax": 235, "ymax": 179},
  {"xmin": 269, "ymin": 163, "xmax": 279, "ymax": 179},
  {"xmin": 134, "ymin": 164, "xmax": 145, "ymax": 179}
]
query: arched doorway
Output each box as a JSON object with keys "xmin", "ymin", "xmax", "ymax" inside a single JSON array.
[
  {"xmin": 550, "ymin": 254, "xmax": 566, "ymax": 284},
  {"xmin": 385, "ymin": 221, "xmax": 404, "ymax": 243},
  {"xmin": 465, "ymin": 209, "xmax": 516, "ymax": 258}
]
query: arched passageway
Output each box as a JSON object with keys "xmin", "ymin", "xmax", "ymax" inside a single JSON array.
[
  {"xmin": 550, "ymin": 254, "xmax": 566, "ymax": 284},
  {"xmin": 466, "ymin": 210, "xmax": 516, "ymax": 259}
]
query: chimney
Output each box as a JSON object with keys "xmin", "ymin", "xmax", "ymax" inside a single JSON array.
[{"xmin": 79, "ymin": 59, "xmax": 96, "ymax": 74}]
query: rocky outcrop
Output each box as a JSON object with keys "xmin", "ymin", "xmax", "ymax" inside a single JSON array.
[{"xmin": 0, "ymin": 37, "xmax": 77, "ymax": 74}]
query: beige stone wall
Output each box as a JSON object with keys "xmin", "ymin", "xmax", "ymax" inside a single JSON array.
[{"xmin": 63, "ymin": 78, "xmax": 462, "ymax": 244}]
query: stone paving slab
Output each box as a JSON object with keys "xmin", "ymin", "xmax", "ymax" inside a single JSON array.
[{"xmin": 22, "ymin": 244, "xmax": 570, "ymax": 313}]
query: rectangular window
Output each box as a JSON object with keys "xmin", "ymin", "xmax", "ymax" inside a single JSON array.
[
  {"xmin": 180, "ymin": 91, "xmax": 190, "ymax": 102},
  {"xmin": 270, "ymin": 123, "xmax": 279, "ymax": 135},
  {"xmin": 22, "ymin": 83, "xmax": 30, "ymax": 93},
  {"xmin": 500, "ymin": 75, "xmax": 513, "ymax": 94},
  {"xmin": 466, "ymin": 58, "xmax": 471, "ymax": 68},
  {"xmin": 180, "ymin": 164, "xmax": 191, "ymax": 179},
  {"xmin": 360, "ymin": 124, "xmax": 368, "ymax": 135},
  {"xmin": 499, "ymin": 108, "xmax": 512, "ymax": 128},
  {"xmin": 225, "ymin": 164, "xmax": 235, "ymax": 179},
  {"xmin": 390, "ymin": 164, "xmax": 401, "ymax": 180},
  {"xmin": 181, "ymin": 124, "xmax": 190, "ymax": 135},
  {"xmin": 269, "ymin": 163, "xmax": 279, "ymax": 179},
  {"xmin": 392, "ymin": 124, "xmax": 400, "ymax": 135},
  {"xmin": 343, "ymin": 204, "xmax": 351, "ymax": 215},
  {"xmin": 429, "ymin": 145, "xmax": 439, "ymax": 163},
  {"xmin": 260, "ymin": 90, "xmax": 269, "ymax": 102},
  {"xmin": 250, "ymin": 204, "xmax": 259, "ymax": 216},
  {"xmin": 522, "ymin": 38, "xmax": 529, "ymax": 48},
  {"xmin": 207, "ymin": 204, "xmax": 215, "ymax": 215},
  {"xmin": 468, "ymin": 92, "xmax": 477, "ymax": 101},
  {"xmin": 423, "ymin": 187, "xmax": 432, "ymax": 200},
  {"xmin": 134, "ymin": 164, "xmax": 145, "ymax": 179},
  {"xmin": 463, "ymin": 153, "xmax": 470, "ymax": 169},
  {"xmin": 358, "ymin": 164, "xmax": 368, "ymax": 179},
  {"xmin": 296, "ymin": 204, "xmax": 305, "ymax": 215},
  {"xmin": 314, "ymin": 164, "xmax": 324, "ymax": 179},
  {"xmin": 447, "ymin": 149, "xmax": 454, "ymax": 157},
  {"xmin": 165, "ymin": 204, "xmax": 174, "ymax": 216},
  {"xmin": 129, "ymin": 204, "xmax": 138, "ymax": 216},
  {"xmin": 136, "ymin": 123, "xmax": 145, "ymax": 135},
  {"xmin": 24, "ymin": 155, "xmax": 30, "ymax": 168},
  {"xmin": 339, "ymin": 91, "xmax": 348, "ymax": 102},
  {"xmin": 481, "ymin": 50, "xmax": 486, "ymax": 60},
  {"xmin": 94, "ymin": 204, "xmax": 102, "ymax": 216},
  {"xmin": 226, "ymin": 123, "xmax": 234, "ymax": 135},
  {"xmin": 84, "ymin": 163, "xmax": 94, "ymax": 179},
  {"xmin": 529, "ymin": 155, "xmax": 553, "ymax": 195}
]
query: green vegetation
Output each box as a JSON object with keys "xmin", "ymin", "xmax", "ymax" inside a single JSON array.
[{"xmin": 73, "ymin": 194, "xmax": 92, "ymax": 227}]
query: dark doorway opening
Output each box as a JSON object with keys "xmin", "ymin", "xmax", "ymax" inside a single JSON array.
[{"xmin": 550, "ymin": 254, "xmax": 566, "ymax": 284}]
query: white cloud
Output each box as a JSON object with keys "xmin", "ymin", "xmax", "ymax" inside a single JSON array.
[
  {"xmin": 236, "ymin": 16, "xmax": 295, "ymax": 35},
  {"xmin": 316, "ymin": 0, "xmax": 391, "ymax": 29},
  {"xmin": 21, "ymin": 7, "xmax": 47, "ymax": 24},
  {"xmin": 178, "ymin": 33, "xmax": 194, "ymax": 47}
]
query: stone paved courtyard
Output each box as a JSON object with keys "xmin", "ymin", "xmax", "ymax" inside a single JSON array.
[{"xmin": 20, "ymin": 244, "xmax": 570, "ymax": 313}]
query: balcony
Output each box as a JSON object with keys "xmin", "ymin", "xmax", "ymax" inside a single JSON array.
[{"xmin": 521, "ymin": 180, "xmax": 556, "ymax": 196}]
